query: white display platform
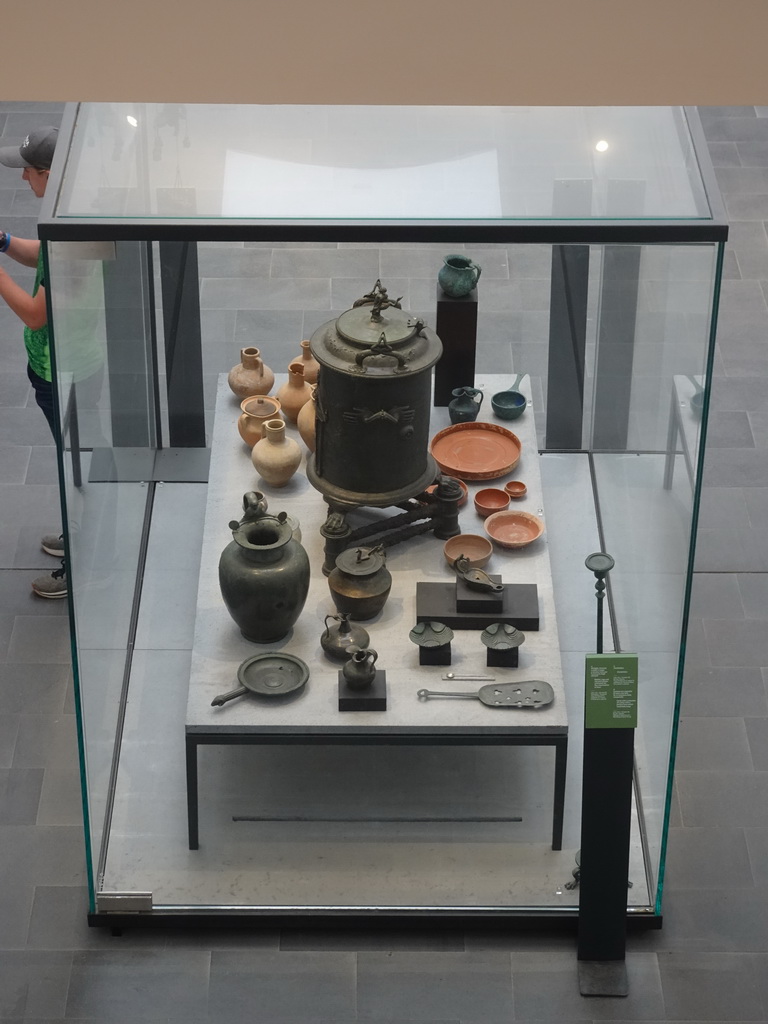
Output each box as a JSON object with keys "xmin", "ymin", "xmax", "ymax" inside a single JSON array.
[{"xmin": 185, "ymin": 374, "xmax": 568, "ymax": 851}]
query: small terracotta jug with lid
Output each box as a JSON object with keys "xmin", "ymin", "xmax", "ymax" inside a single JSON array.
[
  {"xmin": 296, "ymin": 339, "xmax": 320, "ymax": 385},
  {"xmin": 276, "ymin": 360, "xmax": 313, "ymax": 423},
  {"xmin": 251, "ymin": 418, "xmax": 302, "ymax": 487},
  {"xmin": 237, "ymin": 395, "xmax": 282, "ymax": 447},
  {"xmin": 227, "ymin": 347, "xmax": 275, "ymax": 399}
]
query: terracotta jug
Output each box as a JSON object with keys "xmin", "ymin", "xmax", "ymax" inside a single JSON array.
[
  {"xmin": 296, "ymin": 339, "xmax": 320, "ymax": 385},
  {"xmin": 276, "ymin": 360, "xmax": 313, "ymax": 423},
  {"xmin": 296, "ymin": 384, "xmax": 317, "ymax": 452},
  {"xmin": 237, "ymin": 395, "xmax": 282, "ymax": 447},
  {"xmin": 227, "ymin": 347, "xmax": 275, "ymax": 400},
  {"xmin": 251, "ymin": 418, "xmax": 302, "ymax": 487}
]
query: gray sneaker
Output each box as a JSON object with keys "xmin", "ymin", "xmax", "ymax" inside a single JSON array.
[
  {"xmin": 31, "ymin": 561, "xmax": 68, "ymax": 599},
  {"xmin": 41, "ymin": 533, "xmax": 65, "ymax": 558}
]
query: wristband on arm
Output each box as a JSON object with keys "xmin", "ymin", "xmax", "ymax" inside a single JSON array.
[{"xmin": 0, "ymin": 232, "xmax": 10, "ymax": 253}]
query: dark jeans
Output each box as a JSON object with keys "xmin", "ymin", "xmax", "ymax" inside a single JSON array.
[
  {"xmin": 27, "ymin": 363, "xmax": 56, "ymax": 440},
  {"xmin": 27, "ymin": 362, "xmax": 106, "ymax": 445}
]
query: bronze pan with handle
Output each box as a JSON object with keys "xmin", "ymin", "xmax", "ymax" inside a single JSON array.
[{"xmin": 211, "ymin": 653, "xmax": 309, "ymax": 707}]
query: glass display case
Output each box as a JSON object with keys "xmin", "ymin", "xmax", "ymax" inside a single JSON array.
[{"xmin": 38, "ymin": 103, "xmax": 726, "ymax": 925}]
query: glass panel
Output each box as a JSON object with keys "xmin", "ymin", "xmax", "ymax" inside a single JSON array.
[
  {"xmin": 586, "ymin": 242, "xmax": 719, "ymax": 904},
  {"xmin": 46, "ymin": 240, "xmax": 158, "ymax": 896},
  {"xmin": 56, "ymin": 105, "xmax": 710, "ymax": 222},
  {"xmin": 47, "ymin": 236, "xmax": 719, "ymax": 914}
]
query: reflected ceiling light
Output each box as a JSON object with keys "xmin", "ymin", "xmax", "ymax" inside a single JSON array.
[
  {"xmin": 126, "ymin": 116, "xmax": 138, "ymax": 128},
  {"xmin": 595, "ymin": 140, "xmax": 609, "ymax": 152}
]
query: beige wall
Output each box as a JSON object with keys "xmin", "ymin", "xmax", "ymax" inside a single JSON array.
[{"xmin": 5, "ymin": 0, "xmax": 768, "ymax": 104}]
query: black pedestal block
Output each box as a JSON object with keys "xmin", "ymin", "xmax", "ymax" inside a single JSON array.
[
  {"xmin": 416, "ymin": 582, "xmax": 539, "ymax": 631},
  {"xmin": 418, "ymin": 644, "xmax": 452, "ymax": 666},
  {"xmin": 338, "ymin": 670, "xmax": 387, "ymax": 711},
  {"xmin": 486, "ymin": 647, "xmax": 520, "ymax": 668},
  {"xmin": 434, "ymin": 285, "xmax": 478, "ymax": 407},
  {"xmin": 455, "ymin": 576, "xmax": 504, "ymax": 613}
]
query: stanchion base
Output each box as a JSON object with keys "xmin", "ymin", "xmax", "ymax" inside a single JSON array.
[{"xmin": 578, "ymin": 960, "xmax": 628, "ymax": 997}]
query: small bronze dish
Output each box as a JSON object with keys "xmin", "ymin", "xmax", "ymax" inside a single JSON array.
[
  {"xmin": 409, "ymin": 621, "xmax": 454, "ymax": 648},
  {"xmin": 481, "ymin": 623, "xmax": 526, "ymax": 650}
]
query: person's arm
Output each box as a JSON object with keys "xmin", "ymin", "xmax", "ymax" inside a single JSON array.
[
  {"xmin": 0, "ymin": 231, "xmax": 40, "ymax": 269},
  {"xmin": 0, "ymin": 266, "xmax": 47, "ymax": 329}
]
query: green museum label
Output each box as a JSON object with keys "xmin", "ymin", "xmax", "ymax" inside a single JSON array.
[{"xmin": 584, "ymin": 653, "xmax": 638, "ymax": 729}]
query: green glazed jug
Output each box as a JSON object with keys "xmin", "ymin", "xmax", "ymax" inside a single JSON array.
[
  {"xmin": 448, "ymin": 386, "xmax": 483, "ymax": 424},
  {"xmin": 438, "ymin": 254, "xmax": 482, "ymax": 297}
]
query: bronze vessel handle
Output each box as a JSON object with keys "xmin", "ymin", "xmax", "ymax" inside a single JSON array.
[
  {"xmin": 354, "ymin": 332, "xmax": 408, "ymax": 370},
  {"xmin": 211, "ymin": 685, "xmax": 247, "ymax": 707}
]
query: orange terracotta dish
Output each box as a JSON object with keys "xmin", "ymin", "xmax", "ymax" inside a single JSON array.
[
  {"xmin": 484, "ymin": 510, "xmax": 544, "ymax": 549},
  {"xmin": 429, "ymin": 422, "xmax": 522, "ymax": 481}
]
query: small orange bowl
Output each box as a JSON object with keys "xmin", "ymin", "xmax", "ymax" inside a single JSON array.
[
  {"xmin": 504, "ymin": 480, "xmax": 527, "ymax": 499},
  {"xmin": 443, "ymin": 533, "xmax": 493, "ymax": 569},
  {"xmin": 474, "ymin": 487, "xmax": 511, "ymax": 519},
  {"xmin": 425, "ymin": 477, "xmax": 469, "ymax": 506}
]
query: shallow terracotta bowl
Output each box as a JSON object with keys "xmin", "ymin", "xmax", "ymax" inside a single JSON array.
[
  {"xmin": 504, "ymin": 480, "xmax": 528, "ymax": 499},
  {"xmin": 443, "ymin": 533, "xmax": 493, "ymax": 569},
  {"xmin": 484, "ymin": 510, "xmax": 545, "ymax": 549},
  {"xmin": 474, "ymin": 487, "xmax": 511, "ymax": 518}
]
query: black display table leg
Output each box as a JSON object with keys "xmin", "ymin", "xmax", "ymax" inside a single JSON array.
[
  {"xmin": 186, "ymin": 735, "xmax": 199, "ymax": 850},
  {"xmin": 552, "ymin": 737, "xmax": 568, "ymax": 851}
]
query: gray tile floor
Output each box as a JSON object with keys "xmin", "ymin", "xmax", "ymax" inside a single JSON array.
[{"xmin": 1, "ymin": 101, "xmax": 767, "ymax": 1019}]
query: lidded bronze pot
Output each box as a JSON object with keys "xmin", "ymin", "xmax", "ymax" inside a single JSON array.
[
  {"xmin": 307, "ymin": 280, "xmax": 442, "ymax": 507},
  {"xmin": 328, "ymin": 545, "xmax": 392, "ymax": 620}
]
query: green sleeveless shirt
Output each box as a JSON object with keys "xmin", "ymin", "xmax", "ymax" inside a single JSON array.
[{"xmin": 23, "ymin": 248, "xmax": 51, "ymax": 381}]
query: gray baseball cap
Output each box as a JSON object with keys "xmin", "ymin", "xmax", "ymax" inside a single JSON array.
[{"xmin": 0, "ymin": 126, "xmax": 58, "ymax": 170}]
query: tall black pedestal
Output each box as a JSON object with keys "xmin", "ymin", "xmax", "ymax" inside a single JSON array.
[
  {"xmin": 577, "ymin": 727, "xmax": 635, "ymax": 995},
  {"xmin": 434, "ymin": 285, "xmax": 478, "ymax": 406}
]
